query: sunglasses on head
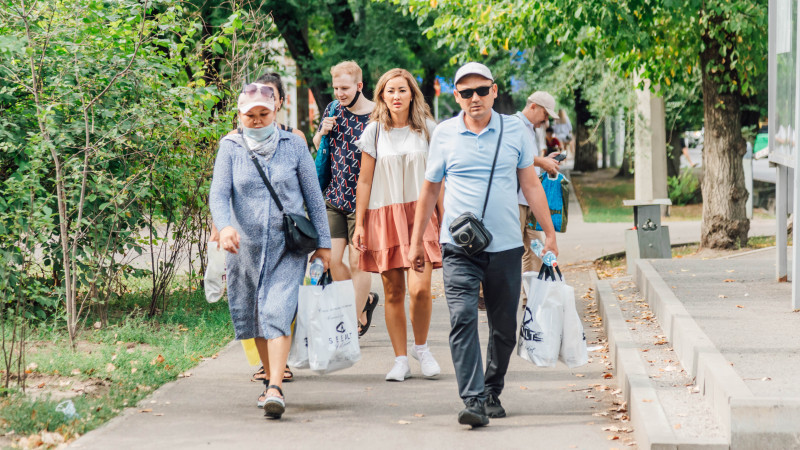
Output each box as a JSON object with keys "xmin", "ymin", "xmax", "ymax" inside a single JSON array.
[
  {"xmin": 243, "ymin": 84, "xmax": 275, "ymax": 98},
  {"xmin": 457, "ymin": 85, "xmax": 492, "ymax": 98}
]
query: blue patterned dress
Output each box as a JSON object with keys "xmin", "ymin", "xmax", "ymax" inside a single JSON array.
[{"xmin": 209, "ymin": 131, "xmax": 331, "ymax": 340}]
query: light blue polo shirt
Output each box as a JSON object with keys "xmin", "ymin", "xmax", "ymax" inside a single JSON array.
[{"xmin": 426, "ymin": 110, "xmax": 535, "ymax": 252}]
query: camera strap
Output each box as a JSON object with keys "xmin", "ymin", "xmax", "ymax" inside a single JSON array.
[{"xmin": 480, "ymin": 115, "xmax": 504, "ymax": 220}]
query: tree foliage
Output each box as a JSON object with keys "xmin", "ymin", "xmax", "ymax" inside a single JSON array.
[
  {"xmin": 262, "ymin": 0, "xmax": 451, "ymax": 115},
  {"xmin": 0, "ymin": 0, "xmax": 272, "ymax": 352},
  {"xmin": 396, "ymin": 0, "xmax": 765, "ymax": 248}
]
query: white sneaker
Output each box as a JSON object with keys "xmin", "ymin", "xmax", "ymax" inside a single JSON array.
[
  {"xmin": 385, "ymin": 358, "xmax": 411, "ymax": 381},
  {"xmin": 410, "ymin": 347, "xmax": 441, "ymax": 378}
]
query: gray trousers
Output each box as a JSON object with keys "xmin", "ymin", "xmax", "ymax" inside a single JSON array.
[{"xmin": 442, "ymin": 243, "xmax": 524, "ymax": 402}]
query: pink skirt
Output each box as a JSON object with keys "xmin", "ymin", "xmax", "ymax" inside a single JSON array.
[{"xmin": 358, "ymin": 201, "xmax": 442, "ymax": 273}]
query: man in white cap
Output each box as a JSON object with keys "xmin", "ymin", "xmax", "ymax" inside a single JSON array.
[
  {"xmin": 408, "ymin": 62, "xmax": 558, "ymax": 427},
  {"xmin": 514, "ymin": 91, "xmax": 563, "ymax": 306}
]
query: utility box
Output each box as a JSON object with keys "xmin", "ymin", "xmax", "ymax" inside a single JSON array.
[{"xmin": 623, "ymin": 200, "xmax": 672, "ymax": 274}]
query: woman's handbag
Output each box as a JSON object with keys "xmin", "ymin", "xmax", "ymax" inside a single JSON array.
[
  {"xmin": 314, "ymin": 100, "xmax": 339, "ymax": 191},
  {"xmin": 241, "ymin": 132, "xmax": 319, "ymax": 254},
  {"xmin": 448, "ymin": 117, "xmax": 504, "ymax": 256}
]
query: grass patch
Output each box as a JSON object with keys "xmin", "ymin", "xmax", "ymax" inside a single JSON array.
[
  {"xmin": 572, "ymin": 169, "xmax": 634, "ymax": 223},
  {"xmin": 1, "ymin": 288, "xmax": 234, "ymax": 443}
]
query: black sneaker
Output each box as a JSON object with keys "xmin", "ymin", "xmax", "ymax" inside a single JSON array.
[
  {"xmin": 458, "ymin": 397, "xmax": 489, "ymax": 427},
  {"xmin": 485, "ymin": 393, "xmax": 506, "ymax": 418}
]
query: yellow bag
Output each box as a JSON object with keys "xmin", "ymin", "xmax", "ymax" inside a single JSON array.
[{"xmin": 241, "ymin": 339, "xmax": 261, "ymax": 366}]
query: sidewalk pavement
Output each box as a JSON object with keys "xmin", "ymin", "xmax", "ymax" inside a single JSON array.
[
  {"xmin": 71, "ymin": 171, "xmax": 781, "ymax": 449},
  {"xmin": 72, "ymin": 265, "xmax": 626, "ymax": 450}
]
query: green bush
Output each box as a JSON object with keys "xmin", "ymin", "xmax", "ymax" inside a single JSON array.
[{"xmin": 667, "ymin": 169, "xmax": 701, "ymax": 206}]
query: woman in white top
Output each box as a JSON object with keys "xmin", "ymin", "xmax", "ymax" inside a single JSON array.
[{"xmin": 353, "ymin": 68, "xmax": 443, "ymax": 381}]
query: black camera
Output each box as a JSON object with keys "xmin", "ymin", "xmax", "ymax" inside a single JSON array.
[{"xmin": 448, "ymin": 212, "xmax": 493, "ymax": 256}]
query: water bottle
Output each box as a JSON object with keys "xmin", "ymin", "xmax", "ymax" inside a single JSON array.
[
  {"xmin": 541, "ymin": 251, "xmax": 557, "ymax": 267},
  {"xmin": 309, "ymin": 258, "xmax": 324, "ymax": 285},
  {"xmin": 530, "ymin": 239, "xmax": 544, "ymax": 258},
  {"xmin": 531, "ymin": 239, "xmax": 557, "ymax": 267}
]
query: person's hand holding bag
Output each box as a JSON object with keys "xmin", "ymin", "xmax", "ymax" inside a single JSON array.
[{"xmin": 220, "ymin": 226, "xmax": 240, "ymax": 254}]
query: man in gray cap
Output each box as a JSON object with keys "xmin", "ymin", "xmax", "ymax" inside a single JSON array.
[
  {"xmin": 515, "ymin": 91, "xmax": 562, "ymax": 305},
  {"xmin": 408, "ymin": 62, "xmax": 558, "ymax": 427}
]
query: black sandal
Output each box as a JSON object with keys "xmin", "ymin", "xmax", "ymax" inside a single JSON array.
[
  {"xmin": 256, "ymin": 379, "xmax": 270, "ymax": 408},
  {"xmin": 263, "ymin": 384, "xmax": 285, "ymax": 419},
  {"xmin": 254, "ymin": 365, "xmax": 293, "ymax": 382},
  {"xmin": 252, "ymin": 366, "xmax": 267, "ymax": 381},
  {"xmin": 283, "ymin": 365, "xmax": 293, "ymax": 382},
  {"xmin": 359, "ymin": 292, "xmax": 380, "ymax": 337}
]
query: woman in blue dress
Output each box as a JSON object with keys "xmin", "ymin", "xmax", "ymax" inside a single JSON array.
[{"xmin": 210, "ymin": 82, "xmax": 331, "ymax": 419}]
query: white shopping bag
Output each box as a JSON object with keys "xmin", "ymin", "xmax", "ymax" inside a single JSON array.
[
  {"xmin": 204, "ymin": 242, "xmax": 226, "ymax": 303},
  {"xmin": 560, "ymin": 289, "xmax": 588, "ymax": 368},
  {"xmin": 287, "ymin": 292, "xmax": 311, "ymax": 369},
  {"xmin": 517, "ymin": 266, "xmax": 565, "ymax": 367},
  {"xmin": 291, "ymin": 276, "xmax": 361, "ymax": 374}
]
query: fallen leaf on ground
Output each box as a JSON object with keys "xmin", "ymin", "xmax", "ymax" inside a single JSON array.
[
  {"xmin": 105, "ymin": 363, "xmax": 116, "ymax": 372},
  {"xmin": 520, "ymin": 386, "xmax": 529, "ymax": 390},
  {"xmin": 736, "ymin": 305, "xmax": 744, "ymax": 308},
  {"xmin": 724, "ymin": 279, "xmax": 735, "ymax": 283},
  {"xmin": 603, "ymin": 373, "xmax": 613, "ymax": 379},
  {"xmin": 674, "ymin": 424, "xmax": 681, "ymax": 429},
  {"xmin": 414, "ymin": 413, "xmax": 425, "ymax": 418},
  {"xmin": 397, "ymin": 420, "xmax": 410, "ymax": 425},
  {"xmin": 139, "ymin": 409, "xmax": 152, "ymax": 413},
  {"xmin": 154, "ymin": 413, "xmax": 164, "ymax": 416},
  {"xmin": 642, "ymin": 399, "xmax": 653, "ymax": 403},
  {"xmin": 151, "ymin": 355, "xmax": 165, "ymax": 365},
  {"xmin": 574, "ymin": 374, "xmax": 585, "ymax": 377},
  {"xmin": 718, "ymin": 295, "xmax": 727, "ymax": 298},
  {"xmin": 608, "ymin": 435, "xmax": 620, "ymax": 440}
]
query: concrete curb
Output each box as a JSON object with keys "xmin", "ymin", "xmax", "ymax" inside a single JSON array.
[
  {"xmin": 593, "ymin": 271, "xmax": 730, "ymax": 449},
  {"xmin": 592, "ymin": 272, "xmax": 678, "ymax": 449},
  {"xmin": 632, "ymin": 259, "xmax": 800, "ymax": 448},
  {"xmin": 632, "ymin": 260, "xmax": 751, "ymax": 442}
]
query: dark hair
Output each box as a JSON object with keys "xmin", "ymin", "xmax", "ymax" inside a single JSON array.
[
  {"xmin": 546, "ymin": 126, "xmax": 554, "ymax": 133},
  {"xmin": 255, "ymin": 72, "xmax": 286, "ymax": 102}
]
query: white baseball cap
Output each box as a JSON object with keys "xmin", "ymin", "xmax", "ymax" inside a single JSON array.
[
  {"xmin": 454, "ymin": 62, "xmax": 494, "ymax": 86},
  {"xmin": 237, "ymin": 83, "xmax": 276, "ymax": 113},
  {"xmin": 527, "ymin": 91, "xmax": 559, "ymax": 119}
]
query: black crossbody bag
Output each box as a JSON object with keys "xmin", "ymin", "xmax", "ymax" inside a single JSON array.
[
  {"xmin": 448, "ymin": 117, "xmax": 504, "ymax": 256},
  {"xmin": 240, "ymin": 131, "xmax": 319, "ymax": 254}
]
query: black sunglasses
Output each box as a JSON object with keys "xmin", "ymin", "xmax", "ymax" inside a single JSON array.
[
  {"xmin": 243, "ymin": 84, "xmax": 275, "ymax": 98},
  {"xmin": 457, "ymin": 85, "xmax": 492, "ymax": 98}
]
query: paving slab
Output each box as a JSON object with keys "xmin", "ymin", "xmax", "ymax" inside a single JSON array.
[{"xmin": 72, "ymin": 267, "xmax": 629, "ymax": 449}]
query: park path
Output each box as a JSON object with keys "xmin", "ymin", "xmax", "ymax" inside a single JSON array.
[{"xmin": 71, "ymin": 178, "xmax": 778, "ymax": 449}]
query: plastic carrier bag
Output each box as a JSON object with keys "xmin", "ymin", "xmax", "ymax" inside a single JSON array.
[
  {"xmin": 288, "ymin": 272, "xmax": 361, "ymax": 374},
  {"xmin": 204, "ymin": 242, "xmax": 226, "ymax": 303}
]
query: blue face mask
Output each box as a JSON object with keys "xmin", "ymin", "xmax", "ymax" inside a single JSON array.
[{"xmin": 243, "ymin": 123, "xmax": 275, "ymax": 142}]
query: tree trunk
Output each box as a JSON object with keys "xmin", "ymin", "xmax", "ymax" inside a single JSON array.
[
  {"xmin": 573, "ymin": 87, "xmax": 598, "ymax": 172},
  {"xmin": 666, "ymin": 129, "xmax": 683, "ymax": 178},
  {"xmin": 267, "ymin": 2, "xmax": 333, "ymax": 113},
  {"xmin": 493, "ymin": 88, "xmax": 516, "ymax": 114},
  {"xmin": 699, "ymin": 33, "xmax": 749, "ymax": 249}
]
